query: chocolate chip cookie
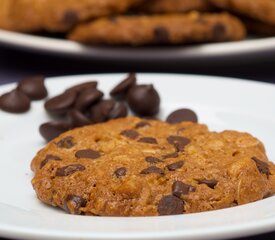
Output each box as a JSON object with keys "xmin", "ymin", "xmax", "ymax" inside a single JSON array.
[
  {"xmin": 68, "ymin": 12, "xmax": 246, "ymax": 46},
  {"xmin": 0, "ymin": 0, "xmax": 143, "ymax": 32},
  {"xmin": 210, "ymin": 0, "xmax": 275, "ymax": 26},
  {"xmin": 0, "ymin": 0, "xmax": 43, "ymax": 32},
  {"xmin": 136, "ymin": 0, "xmax": 213, "ymax": 14},
  {"xmin": 31, "ymin": 117, "xmax": 275, "ymax": 216},
  {"xmin": 41, "ymin": 0, "xmax": 144, "ymax": 32}
]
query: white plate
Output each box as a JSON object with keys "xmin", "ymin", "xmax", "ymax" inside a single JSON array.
[
  {"xmin": 0, "ymin": 74, "xmax": 275, "ymax": 240},
  {"xmin": 1, "ymin": 29, "xmax": 275, "ymax": 61}
]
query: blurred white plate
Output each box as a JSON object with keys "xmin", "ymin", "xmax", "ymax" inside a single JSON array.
[
  {"xmin": 0, "ymin": 74, "xmax": 275, "ymax": 240},
  {"xmin": 1, "ymin": 29, "xmax": 275, "ymax": 61}
]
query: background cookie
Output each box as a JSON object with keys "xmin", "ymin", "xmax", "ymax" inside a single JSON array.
[
  {"xmin": 0, "ymin": 0, "xmax": 144, "ymax": 33},
  {"xmin": 31, "ymin": 117, "xmax": 275, "ymax": 216},
  {"xmin": 0, "ymin": 0, "xmax": 43, "ymax": 32},
  {"xmin": 68, "ymin": 12, "xmax": 246, "ymax": 46},
  {"xmin": 210, "ymin": 0, "xmax": 275, "ymax": 26},
  {"xmin": 41, "ymin": 0, "xmax": 144, "ymax": 32},
  {"xmin": 136, "ymin": 0, "xmax": 214, "ymax": 14}
]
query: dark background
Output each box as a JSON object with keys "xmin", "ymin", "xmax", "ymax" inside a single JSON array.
[{"xmin": 0, "ymin": 44, "xmax": 274, "ymax": 240}]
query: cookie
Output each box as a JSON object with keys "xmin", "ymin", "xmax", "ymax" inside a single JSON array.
[
  {"xmin": 0, "ymin": 0, "xmax": 143, "ymax": 33},
  {"xmin": 68, "ymin": 12, "xmax": 246, "ymax": 46},
  {"xmin": 31, "ymin": 117, "xmax": 275, "ymax": 216},
  {"xmin": 41, "ymin": 0, "xmax": 144, "ymax": 32},
  {"xmin": 136, "ymin": 0, "xmax": 214, "ymax": 14},
  {"xmin": 0, "ymin": 0, "xmax": 43, "ymax": 32},
  {"xmin": 242, "ymin": 18, "xmax": 275, "ymax": 36},
  {"xmin": 210, "ymin": 0, "xmax": 275, "ymax": 26}
]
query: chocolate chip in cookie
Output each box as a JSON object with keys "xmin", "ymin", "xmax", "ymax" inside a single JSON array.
[
  {"xmin": 172, "ymin": 181, "xmax": 196, "ymax": 197},
  {"xmin": 120, "ymin": 129, "xmax": 139, "ymax": 139},
  {"xmin": 167, "ymin": 136, "xmax": 190, "ymax": 152},
  {"xmin": 158, "ymin": 195, "xmax": 184, "ymax": 215},
  {"xmin": 56, "ymin": 164, "xmax": 85, "ymax": 176},
  {"xmin": 166, "ymin": 161, "xmax": 184, "ymax": 171},
  {"xmin": 252, "ymin": 157, "xmax": 271, "ymax": 177},
  {"xmin": 75, "ymin": 149, "xmax": 101, "ymax": 159},
  {"xmin": 64, "ymin": 194, "xmax": 87, "ymax": 214},
  {"xmin": 166, "ymin": 108, "xmax": 198, "ymax": 124}
]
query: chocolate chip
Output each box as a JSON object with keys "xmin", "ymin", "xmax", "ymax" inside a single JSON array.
[
  {"xmin": 40, "ymin": 154, "xmax": 61, "ymax": 169},
  {"xmin": 44, "ymin": 91, "xmax": 77, "ymax": 116},
  {"xmin": 110, "ymin": 73, "xmax": 136, "ymax": 99},
  {"xmin": 167, "ymin": 136, "xmax": 190, "ymax": 152},
  {"xmin": 158, "ymin": 195, "xmax": 184, "ymax": 215},
  {"xmin": 39, "ymin": 121, "xmax": 71, "ymax": 142},
  {"xmin": 56, "ymin": 136, "xmax": 75, "ymax": 149},
  {"xmin": 213, "ymin": 23, "xmax": 226, "ymax": 39},
  {"xmin": 109, "ymin": 102, "xmax": 128, "ymax": 119},
  {"xmin": 135, "ymin": 121, "xmax": 151, "ymax": 129},
  {"xmin": 90, "ymin": 99, "xmax": 115, "ymax": 123},
  {"xmin": 0, "ymin": 89, "xmax": 30, "ymax": 113},
  {"xmin": 166, "ymin": 108, "xmax": 198, "ymax": 124},
  {"xmin": 198, "ymin": 179, "xmax": 218, "ymax": 189},
  {"xmin": 153, "ymin": 26, "xmax": 170, "ymax": 44},
  {"xmin": 120, "ymin": 129, "xmax": 139, "ymax": 140},
  {"xmin": 162, "ymin": 152, "xmax": 178, "ymax": 159},
  {"xmin": 166, "ymin": 161, "xmax": 184, "ymax": 171},
  {"xmin": 75, "ymin": 149, "xmax": 101, "ymax": 159},
  {"xmin": 17, "ymin": 75, "xmax": 47, "ymax": 100},
  {"xmin": 251, "ymin": 157, "xmax": 271, "ymax": 176},
  {"xmin": 145, "ymin": 156, "xmax": 162, "ymax": 164},
  {"xmin": 64, "ymin": 194, "xmax": 87, "ymax": 214},
  {"xmin": 140, "ymin": 166, "xmax": 164, "ymax": 175},
  {"xmin": 127, "ymin": 84, "xmax": 160, "ymax": 116},
  {"xmin": 138, "ymin": 137, "xmax": 158, "ymax": 144},
  {"xmin": 63, "ymin": 10, "xmax": 79, "ymax": 26},
  {"xmin": 68, "ymin": 109, "xmax": 91, "ymax": 128},
  {"xmin": 114, "ymin": 167, "xmax": 127, "ymax": 177},
  {"xmin": 74, "ymin": 88, "xmax": 103, "ymax": 112},
  {"xmin": 65, "ymin": 81, "xmax": 97, "ymax": 94},
  {"xmin": 172, "ymin": 181, "xmax": 196, "ymax": 198},
  {"xmin": 56, "ymin": 164, "xmax": 85, "ymax": 176}
]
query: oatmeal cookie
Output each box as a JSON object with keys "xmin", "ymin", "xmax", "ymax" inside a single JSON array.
[
  {"xmin": 68, "ymin": 12, "xmax": 246, "ymax": 46},
  {"xmin": 31, "ymin": 117, "xmax": 275, "ymax": 216},
  {"xmin": 0, "ymin": 0, "xmax": 43, "ymax": 32},
  {"xmin": 210, "ymin": 0, "xmax": 275, "ymax": 26},
  {"xmin": 137, "ymin": 0, "xmax": 213, "ymax": 14},
  {"xmin": 0, "ymin": 0, "xmax": 143, "ymax": 32},
  {"xmin": 41, "ymin": 0, "xmax": 144, "ymax": 32}
]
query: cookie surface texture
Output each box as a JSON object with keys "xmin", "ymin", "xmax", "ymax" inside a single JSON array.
[
  {"xmin": 68, "ymin": 12, "xmax": 246, "ymax": 46},
  {"xmin": 31, "ymin": 117, "xmax": 275, "ymax": 216},
  {"xmin": 210, "ymin": 0, "xmax": 275, "ymax": 26}
]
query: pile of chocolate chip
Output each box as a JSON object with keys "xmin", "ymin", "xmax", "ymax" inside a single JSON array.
[{"xmin": 0, "ymin": 73, "xmax": 198, "ymax": 142}]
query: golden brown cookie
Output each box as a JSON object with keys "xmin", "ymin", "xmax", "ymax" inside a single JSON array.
[
  {"xmin": 68, "ymin": 12, "xmax": 246, "ymax": 46},
  {"xmin": 0, "ymin": 0, "xmax": 144, "ymax": 33},
  {"xmin": 210, "ymin": 0, "xmax": 275, "ymax": 26},
  {"xmin": 41, "ymin": 0, "xmax": 144, "ymax": 32},
  {"xmin": 31, "ymin": 117, "xmax": 275, "ymax": 216},
  {"xmin": 0, "ymin": 0, "xmax": 43, "ymax": 32},
  {"xmin": 136, "ymin": 0, "xmax": 214, "ymax": 14}
]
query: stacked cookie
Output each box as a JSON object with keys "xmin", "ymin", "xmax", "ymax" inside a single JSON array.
[{"xmin": 1, "ymin": 0, "xmax": 274, "ymax": 46}]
